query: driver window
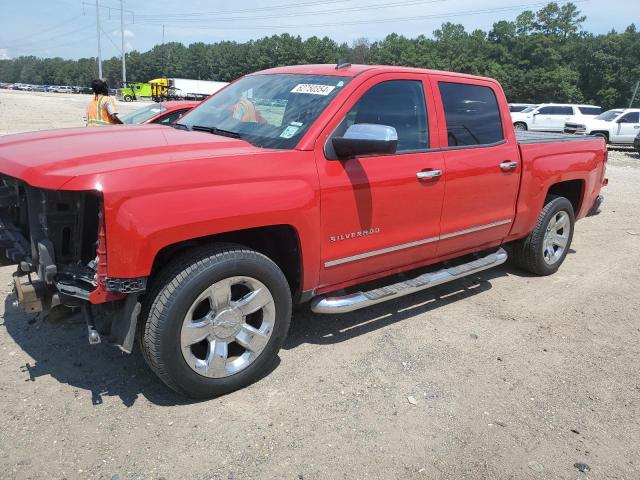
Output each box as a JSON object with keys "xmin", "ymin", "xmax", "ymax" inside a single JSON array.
[
  {"xmin": 330, "ymin": 80, "xmax": 429, "ymax": 154},
  {"xmin": 619, "ymin": 112, "xmax": 639, "ymax": 123}
]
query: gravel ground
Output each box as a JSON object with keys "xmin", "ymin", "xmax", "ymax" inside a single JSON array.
[{"xmin": 0, "ymin": 90, "xmax": 639, "ymax": 479}]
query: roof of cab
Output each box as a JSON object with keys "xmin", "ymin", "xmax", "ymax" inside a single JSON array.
[{"xmin": 254, "ymin": 64, "xmax": 498, "ymax": 83}]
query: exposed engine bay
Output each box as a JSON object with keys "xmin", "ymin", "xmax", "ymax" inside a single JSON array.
[{"xmin": 0, "ymin": 173, "xmax": 142, "ymax": 352}]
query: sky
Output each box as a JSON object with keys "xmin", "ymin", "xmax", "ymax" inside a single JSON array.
[{"xmin": 0, "ymin": 0, "xmax": 636, "ymax": 60}]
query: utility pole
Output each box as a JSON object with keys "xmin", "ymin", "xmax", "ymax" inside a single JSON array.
[
  {"xmin": 162, "ymin": 24, "xmax": 165, "ymax": 45},
  {"xmin": 95, "ymin": 0, "xmax": 103, "ymax": 78},
  {"xmin": 630, "ymin": 80, "xmax": 639, "ymax": 108},
  {"xmin": 120, "ymin": 0, "xmax": 126, "ymax": 84}
]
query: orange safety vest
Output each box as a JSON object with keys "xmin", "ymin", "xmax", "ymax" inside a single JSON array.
[
  {"xmin": 232, "ymin": 99, "xmax": 257, "ymax": 122},
  {"xmin": 87, "ymin": 95, "xmax": 117, "ymax": 126}
]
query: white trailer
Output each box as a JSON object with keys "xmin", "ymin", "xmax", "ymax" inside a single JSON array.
[{"xmin": 169, "ymin": 78, "xmax": 228, "ymax": 99}]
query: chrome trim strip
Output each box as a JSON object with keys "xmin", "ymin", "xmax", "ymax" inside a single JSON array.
[
  {"xmin": 324, "ymin": 235, "xmax": 439, "ymax": 268},
  {"xmin": 324, "ymin": 219, "xmax": 512, "ymax": 268},
  {"xmin": 439, "ymin": 219, "xmax": 513, "ymax": 240}
]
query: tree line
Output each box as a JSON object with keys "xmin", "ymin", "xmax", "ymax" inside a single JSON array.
[{"xmin": 1, "ymin": 2, "xmax": 638, "ymax": 109}]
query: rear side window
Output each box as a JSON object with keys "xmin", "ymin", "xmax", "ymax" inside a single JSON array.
[
  {"xmin": 578, "ymin": 106, "xmax": 601, "ymax": 115},
  {"xmin": 554, "ymin": 106, "xmax": 574, "ymax": 115},
  {"xmin": 539, "ymin": 106, "xmax": 573, "ymax": 115},
  {"xmin": 439, "ymin": 82, "xmax": 503, "ymax": 147}
]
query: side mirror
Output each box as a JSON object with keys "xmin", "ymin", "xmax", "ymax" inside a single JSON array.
[{"xmin": 331, "ymin": 124, "xmax": 398, "ymax": 159}]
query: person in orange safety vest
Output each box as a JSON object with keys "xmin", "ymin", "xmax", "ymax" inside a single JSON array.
[{"xmin": 86, "ymin": 79, "xmax": 122, "ymax": 126}]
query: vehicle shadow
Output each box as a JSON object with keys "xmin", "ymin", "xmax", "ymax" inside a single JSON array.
[
  {"xmin": 2, "ymin": 296, "xmax": 279, "ymax": 407},
  {"xmin": 1, "ymin": 262, "xmax": 531, "ymax": 405},
  {"xmin": 285, "ymin": 263, "xmax": 520, "ymax": 350}
]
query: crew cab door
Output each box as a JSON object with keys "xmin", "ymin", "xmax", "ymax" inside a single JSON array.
[
  {"xmin": 612, "ymin": 111, "xmax": 640, "ymax": 143},
  {"xmin": 314, "ymin": 74, "xmax": 445, "ymax": 287},
  {"xmin": 429, "ymin": 77, "xmax": 521, "ymax": 257}
]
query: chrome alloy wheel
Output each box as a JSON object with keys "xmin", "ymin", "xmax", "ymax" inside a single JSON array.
[
  {"xmin": 180, "ymin": 276, "xmax": 275, "ymax": 378},
  {"xmin": 542, "ymin": 211, "xmax": 570, "ymax": 265}
]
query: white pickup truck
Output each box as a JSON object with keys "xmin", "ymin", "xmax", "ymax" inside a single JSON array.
[
  {"xmin": 511, "ymin": 103, "xmax": 601, "ymax": 132},
  {"xmin": 564, "ymin": 108, "xmax": 640, "ymax": 144}
]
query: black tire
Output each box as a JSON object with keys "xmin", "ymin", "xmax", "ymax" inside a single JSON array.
[
  {"xmin": 139, "ymin": 244, "xmax": 292, "ymax": 399},
  {"xmin": 592, "ymin": 132, "xmax": 609, "ymax": 143},
  {"xmin": 123, "ymin": 95, "xmax": 133, "ymax": 102},
  {"xmin": 509, "ymin": 196, "xmax": 575, "ymax": 276},
  {"xmin": 514, "ymin": 122, "xmax": 528, "ymax": 132}
]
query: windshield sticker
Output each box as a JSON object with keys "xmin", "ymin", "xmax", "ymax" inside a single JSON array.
[
  {"xmin": 336, "ymin": 81, "xmax": 345, "ymax": 87},
  {"xmin": 280, "ymin": 125, "xmax": 300, "ymax": 138},
  {"xmin": 290, "ymin": 121, "xmax": 303, "ymax": 127},
  {"xmin": 291, "ymin": 84, "xmax": 336, "ymax": 96}
]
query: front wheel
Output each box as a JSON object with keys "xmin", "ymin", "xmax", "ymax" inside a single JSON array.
[
  {"xmin": 139, "ymin": 244, "xmax": 292, "ymax": 399},
  {"xmin": 514, "ymin": 122, "xmax": 528, "ymax": 132},
  {"xmin": 123, "ymin": 95, "xmax": 133, "ymax": 102},
  {"xmin": 510, "ymin": 196, "xmax": 575, "ymax": 276}
]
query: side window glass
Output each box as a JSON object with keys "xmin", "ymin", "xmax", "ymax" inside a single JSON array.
[
  {"xmin": 439, "ymin": 82, "xmax": 504, "ymax": 147},
  {"xmin": 538, "ymin": 106, "xmax": 553, "ymax": 114},
  {"xmin": 330, "ymin": 80, "xmax": 429, "ymax": 154},
  {"xmin": 620, "ymin": 112, "xmax": 639, "ymax": 123},
  {"xmin": 557, "ymin": 106, "xmax": 573, "ymax": 115},
  {"xmin": 155, "ymin": 109, "xmax": 187, "ymax": 125}
]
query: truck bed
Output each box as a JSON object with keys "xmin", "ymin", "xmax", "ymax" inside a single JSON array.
[{"xmin": 516, "ymin": 130, "xmax": 597, "ymax": 144}]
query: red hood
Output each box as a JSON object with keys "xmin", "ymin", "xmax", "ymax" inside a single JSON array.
[{"xmin": 0, "ymin": 125, "xmax": 265, "ymax": 190}]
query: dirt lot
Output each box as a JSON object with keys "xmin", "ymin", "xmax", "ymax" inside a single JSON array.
[
  {"xmin": 0, "ymin": 89, "xmax": 144, "ymax": 135},
  {"xmin": 0, "ymin": 90, "xmax": 639, "ymax": 480}
]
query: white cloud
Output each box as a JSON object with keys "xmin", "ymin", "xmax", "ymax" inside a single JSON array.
[
  {"xmin": 110, "ymin": 29, "xmax": 135, "ymax": 38},
  {"xmin": 0, "ymin": 49, "xmax": 10, "ymax": 60}
]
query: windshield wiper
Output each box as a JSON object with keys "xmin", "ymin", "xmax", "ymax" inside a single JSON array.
[
  {"xmin": 191, "ymin": 125, "xmax": 242, "ymax": 139},
  {"xmin": 172, "ymin": 122, "xmax": 189, "ymax": 131}
]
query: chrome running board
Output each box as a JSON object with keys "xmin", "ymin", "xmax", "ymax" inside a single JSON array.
[{"xmin": 311, "ymin": 248, "xmax": 508, "ymax": 314}]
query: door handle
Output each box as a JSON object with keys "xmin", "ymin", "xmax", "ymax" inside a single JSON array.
[
  {"xmin": 416, "ymin": 170, "xmax": 442, "ymax": 180},
  {"xmin": 500, "ymin": 161, "xmax": 518, "ymax": 171}
]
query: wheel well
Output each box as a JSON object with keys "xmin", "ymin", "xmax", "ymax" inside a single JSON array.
[
  {"xmin": 547, "ymin": 180, "xmax": 584, "ymax": 214},
  {"xmin": 150, "ymin": 225, "xmax": 302, "ymax": 296}
]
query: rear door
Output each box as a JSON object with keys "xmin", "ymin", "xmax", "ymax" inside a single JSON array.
[
  {"xmin": 315, "ymin": 74, "xmax": 445, "ymax": 287},
  {"xmin": 429, "ymin": 76, "xmax": 521, "ymax": 257},
  {"xmin": 533, "ymin": 106, "xmax": 573, "ymax": 131}
]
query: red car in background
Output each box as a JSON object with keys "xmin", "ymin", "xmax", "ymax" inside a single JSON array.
[{"xmin": 120, "ymin": 100, "xmax": 199, "ymax": 125}]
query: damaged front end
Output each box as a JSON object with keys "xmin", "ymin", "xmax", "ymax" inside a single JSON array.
[{"xmin": 0, "ymin": 174, "xmax": 144, "ymax": 352}]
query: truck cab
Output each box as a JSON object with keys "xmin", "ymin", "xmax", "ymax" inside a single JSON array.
[
  {"xmin": 0, "ymin": 64, "xmax": 607, "ymax": 398},
  {"xmin": 564, "ymin": 108, "xmax": 640, "ymax": 144}
]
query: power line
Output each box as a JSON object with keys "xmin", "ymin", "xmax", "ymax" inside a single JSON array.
[
  {"xmin": 138, "ymin": 1, "xmax": 587, "ymax": 30},
  {"xmin": 0, "ymin": 16, "xmax": 87, "ymax": 48},
  {"xmin": 135, "ymin": 0, "xmax": 449, "ymax": 25},
  {"xmin": 135, "ymin": 0, "xmax": 361, "ymax": 19}
]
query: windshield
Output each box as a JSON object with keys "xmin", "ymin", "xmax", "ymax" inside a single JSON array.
[
  {"xmin": 595, "ymin": 109, "xmax": 623, "ymax": 121},
  {"xmin": 179, "ymin": 74, "xmax": 351, "ymax": 149},
  {"xmin": 520, "ymin": 106, "xmax": 536, "ymax": 113},
  {"xmin": 120, "ymin": 104, "xmax": 167, "ymax": 124}
]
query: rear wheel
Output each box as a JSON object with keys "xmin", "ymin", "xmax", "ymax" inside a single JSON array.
[
  {"xmin": 139, "ymin": 244, "xmax": 292, "ymax": 399},
  {"xmin": 514, "ymin": 122, "xmax": 528, "ymax": 132},
  {"xmin": 510, "ymin": 196, "xmax": 575, "ymax": 276}
]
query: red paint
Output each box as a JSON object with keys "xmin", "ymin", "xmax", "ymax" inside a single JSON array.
[
  {"xmin": 142, "ymin": 101, "xmax": 199, "ymax": 124},
  {"xmin": 0, "ymin": 65, "xmax": 606, "ymax": 303}
]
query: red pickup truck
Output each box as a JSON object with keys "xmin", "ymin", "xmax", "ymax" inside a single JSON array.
[{"xmin": 0, "ymin": 64, "xmax": 607, "ymax": 398}]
